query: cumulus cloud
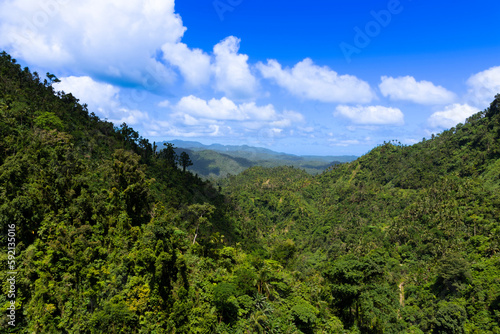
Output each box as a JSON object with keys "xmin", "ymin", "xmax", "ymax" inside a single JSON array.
[
  {"xmin": 162, "ymin": 42, "xmax": 211, "ymax": 86},
  {"xmin": 146, "ymin": 96, "xmax": 305, "ymax": 140},
  {"xmin": 257, "ymin": 58, "xmax": 375, "ymax": 103},
  {"xmin": 335, "ymin": 105, "xmax": 404, "ymax": 125},
  {"xmin": 53, "ymin": 76, "xmax": 148, "ymax": 125},
  {"xmin": 379, "ymin": 76, "xmax": 456, "ymax": 104},
  {"xmin": 55, "ymin": 76, "xmax": 120, "ymax": 112},
  {"xmin": 239, "ymin": 102, "xmax": 277, "ymax": 121},
  {"xmin": 171, "ymin": 95, "xmax": 300, "ymax": 127},
  {"xmin": 428, "ymin": 103, "xmax": 479, "ymax": 129},
  {"xmin": 466, "ymin": 66, "xmax": 500, "ymax": 107},
  {"xmin": 0, "ymin": 0, "xmax": 185, "ymax": 85},
  {"xmin": 0, "ymin": 1, "xmax": 265, "ymax": 92},
  {"xmin": 212, "ymin": 36, "xmax": 258, "ymax": 99},
  {"xmin": 175, "ymin": 95, "xmax": 242, "ymax": 121}
]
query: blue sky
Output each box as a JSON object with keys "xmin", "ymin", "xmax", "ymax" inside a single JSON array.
[{"xmin": 1, "ymin": 0, "xmax": 499, "ymax": 156}]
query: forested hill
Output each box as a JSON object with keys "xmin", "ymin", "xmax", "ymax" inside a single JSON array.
[
  {"xmin": 0, "ymin": 51, "xmax": 234, "ymax": 332},
  {"xmin": 221, "ymin": 94, "xmax": 500, "ymax": 332},
  {"xmin": 159, "ymin": 141, "xmax": 357, "ymax": 179},
  {"xmin": 1, "ymin": 51, "xmax": 500, "ymax": 333}
]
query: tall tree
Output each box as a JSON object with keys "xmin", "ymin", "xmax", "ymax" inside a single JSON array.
[
  {"xmin": 179, "ymin": 151, "xmax": 193, "ymax": 172},
  {"xmin": 162, "ymin": 142, "xmax": 178, "ymax": 168},
  {"xmin": 152, "ymin": 141, "xmax": 158, "ymax": 159}
]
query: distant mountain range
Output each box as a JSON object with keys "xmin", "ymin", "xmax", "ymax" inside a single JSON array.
[{"xmin": 156, "ymin": 140, "xmax": 358, "ymax": 179}]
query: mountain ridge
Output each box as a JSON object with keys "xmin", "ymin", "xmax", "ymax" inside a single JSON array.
[
  {"xmin": 155, "ymin": 140, "xmax": 357, "ymax": 179},
  {"xmin": 161, "ymin": 139, "xmax": 358, "ymax": 163}
]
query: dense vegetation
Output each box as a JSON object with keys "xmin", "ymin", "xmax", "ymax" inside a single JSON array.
[
  {"xmin": 159, "ymin": 142, "xmax": 356, "ymax": 180},
  {"xmin": 1, "ymin": 51, "xmax": 500, "ymax": 333}
]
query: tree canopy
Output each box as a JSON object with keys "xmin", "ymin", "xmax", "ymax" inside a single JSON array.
[{"xmin": 1, "ymin": 51, "xmax": 500, "ymax": 333}]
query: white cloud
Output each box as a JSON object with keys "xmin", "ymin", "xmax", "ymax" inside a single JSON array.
[
  {"xmin": 466, "ymin": 66, "xmax": 500, "ymax": 107},
  {"xmin": 212, "ymin": 36, "xmax": 258, "ymax": 99},
  {"xmin": 0, "ymin": 1, "xmax": 265, "ymax": 94},
  {"xmin": 166, "ymin": 96, "xmax": 305, "ymax": 140},
  {"xmin": 54, "ymin": 76, "xmax": 120, "ymax": 113},
  {"xmin": 143, "ymin": 119, "xmax": 226, "ymax": 138},
  {"xmin": 0, "ymin": 0, "xmax": 184, "ymax": 85},
  {"xmin": 379, "ymin": 76, "xmax": 456, "ymax": 104},
  {"xmin": 172, "ymin": 96, "xmax": 302, "ymax": 129},
  {"xmin": 175, "ymin": 95, "xmax": 242, "ymax": 121},
  {"xmin": 270, "ymin": 110, "xmax": 305, "ymax": 128},
  {"xmin": 53, "ymin": 76, "xmax": 148, "ymax": 125},
  {"xmin": 335, "ymin": 105, "xmax": 404, "ymax": 125},
  {"xmin": 257, "ymin": 58, "xmax": 374, "ymax": 103},
  {"xmin": 162, "ymin": 42, "xmax": 211, "ymax": 86},
  {"xmin": 239, "ymin": 102, "xmax": 277, "ymax": 121},
  {"xmin": 428, "ymin": 103, "xmax": 479, "ymax": 128},
  {"xmin": 113, "ymin": 108, "xmax": 150, "ymax": 126}
]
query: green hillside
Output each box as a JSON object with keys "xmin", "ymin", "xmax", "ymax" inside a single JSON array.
[
  {"xmin": 180, "ymin": 148, "xmax": 339, "ymax": 179},
  {"xmin": 157, "ymin": 141, "xmax": 356, "ymax": 179},
  {"xmin": 166, "ymin": 139, "xmax": 357, "ymax": 164},
  {"xmin": 1, "ymin": 51, "xmax": 500, "ymax": 333},
  {"xmin": 221, "ymin": 95, "xmax": 500, "ymax": 332}
]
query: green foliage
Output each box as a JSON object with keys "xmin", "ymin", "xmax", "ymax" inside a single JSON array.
[
  {"xmin": 34, "ymin": 111, "xmax": 65, "ymax": 131},
  {"xmin": 233, "ymin": 266, "xmax": 258, "ymax": 296},
  {"xmin": 291, "ymin": 297, "xmax": 318, "ymax": 333},
  {"xmin": 161, "ymin": 142, "xmax": 178, "ymax": 168},
  {"xmin": 88, "ymin": 297, "xmax": 136, "ymax": 333},
  {"xmin": 433, "ymin": 301, "xmax": 467, "ymax": 334},
  {"xmin": 213, "ymin": 282, "xmax": 239, "ymax": 322},
  {"xmin": 434, "ymin": 254, "xmax": 471, "ymax": 297},
  {"xmin": 1, "ymin": 52, "xmax": 500, "ymax": 333},
  {"xmin": 167, "ymin": 146, "xmax": 347, "ymax": 180},
  {"xmin": 324, "ymin": 252, "xmax": 401, "ymax": 333},
  {"xmin": 271, "ymin": 238, "xmax": 297, "ymax": 265}
]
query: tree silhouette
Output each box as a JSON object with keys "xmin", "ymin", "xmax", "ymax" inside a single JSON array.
[
  {"xmin": 161, "ymin": 142, "xmax": 178, "ymax": 168},
  {"xmin": 180, "ymin": 151, "xmax": 193, "ymax": 172}
]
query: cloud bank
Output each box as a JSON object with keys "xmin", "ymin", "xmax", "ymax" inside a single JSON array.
[
  {"xmin": 257, "ymin": 58, "xmax": 375, "ymax": 103},
  {"xmin": 335, "ymin": 105, "xmax": 404, "ymax": 125},
  {"xmin": 466, "ymin": 66, "xmax": 500, "ymax": 108},
  {"xmin": 428, "ymin": 104, "xmax": 479, "ymax": 129},
  {"xmin": 379, "ymin": 76, "xmax": 456, "ymax": 105}
]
